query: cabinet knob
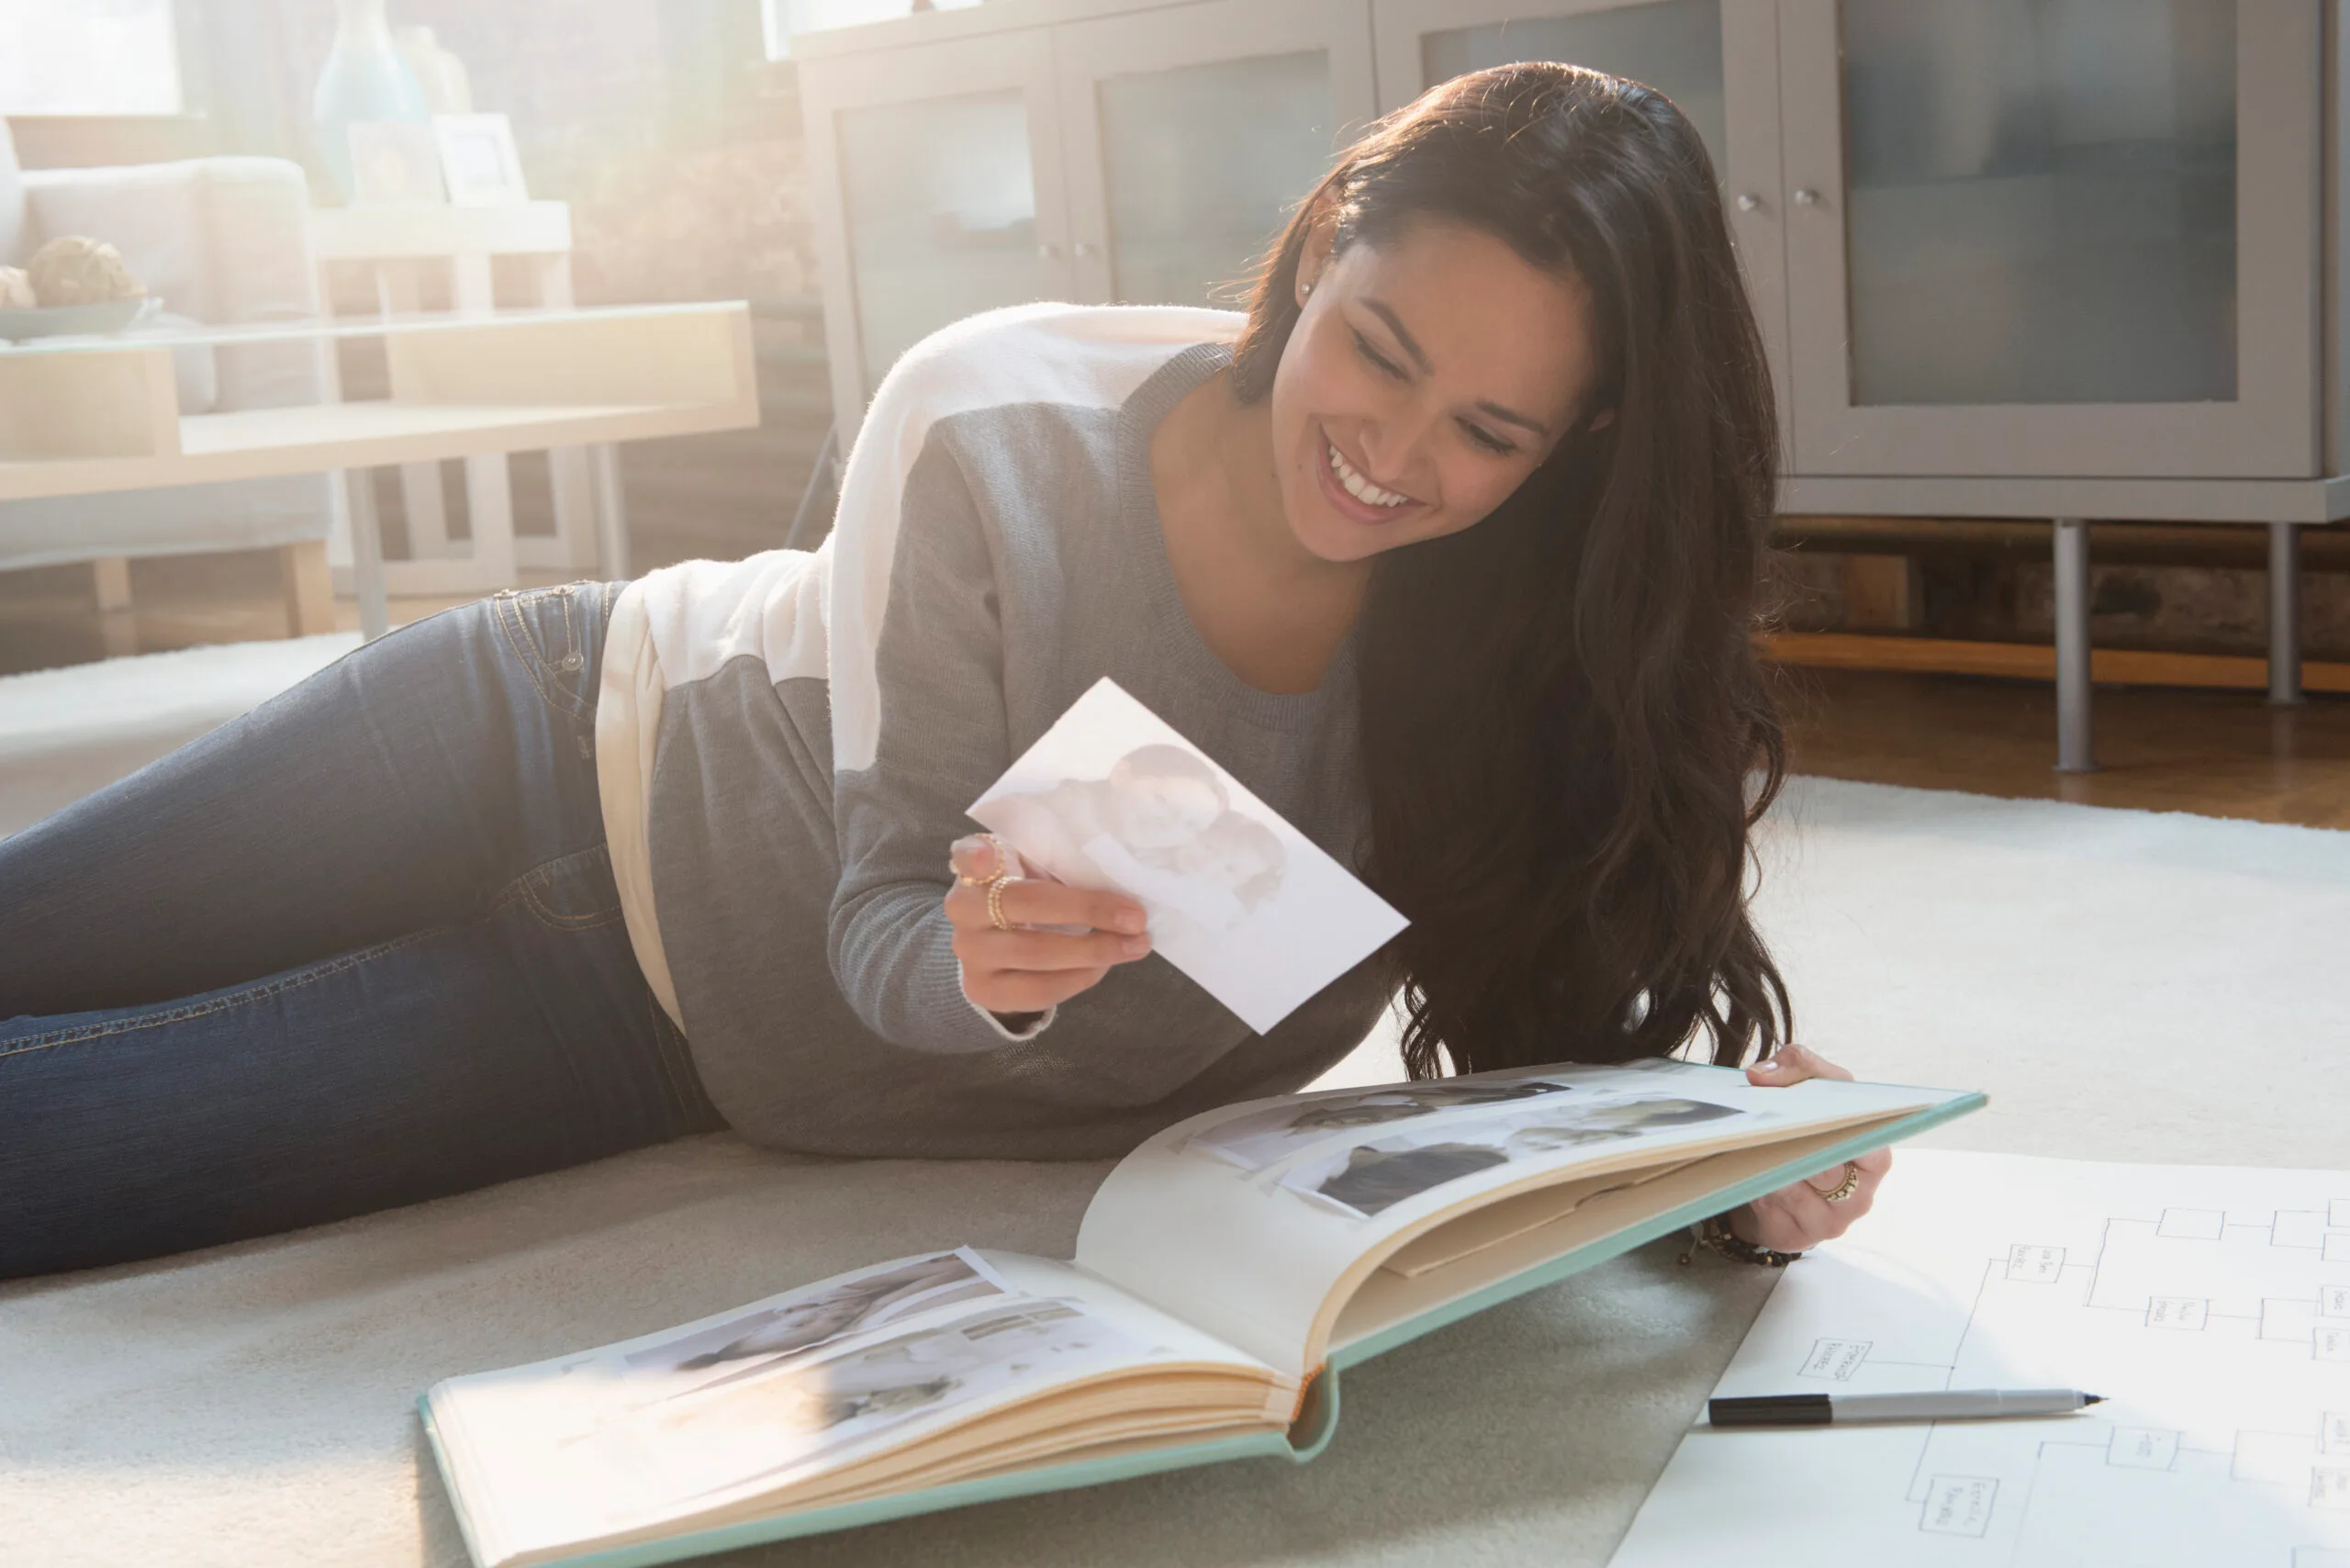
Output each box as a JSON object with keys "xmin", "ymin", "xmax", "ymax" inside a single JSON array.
[
  {"xmin": 1792, "ymin": 187, "xmax": 1821, "ymax": 207},
  {"xmin": 1036, "ymin": 242, "xmax": 1061, "ymax": 260},
  {"xmin": 1073, "ymin": 241, "xmax": 1098, "ymax": 259},
  {"xmin": 1735, "ymin": 192, "xmax": 1761, "ymax": 213}
]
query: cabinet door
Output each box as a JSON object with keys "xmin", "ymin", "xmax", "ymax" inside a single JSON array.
[
  {"xmin": 1374, "ymin": 0, "xmax": 1791, "ymax": 455},
  {"xmin": 1053, "ymin": 0, "xmax": 1378, "ymax": 309},
  {"xmin": 801, "ymin": 30, "xmax": 1074, "ymax": 433},
  {"xmin": 1779, "ymin": 0, "xmax": 2319, "ymax": 478}
]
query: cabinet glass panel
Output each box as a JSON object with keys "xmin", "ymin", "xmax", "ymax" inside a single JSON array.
[
  {"xmin": 838, "ymin": 90, "xmax": 1047, "ymax": 388},
  {"xmin": 1421, "ymin": 3, "xmax": 1726, "ymax": 176},
  {"xmin": 1098, "ymin": 50, "xmax": 1336, "ymax": 307},
  {"xmin": 1841, "ymin": 0, "xmax": 2237, "ymax": 406}
]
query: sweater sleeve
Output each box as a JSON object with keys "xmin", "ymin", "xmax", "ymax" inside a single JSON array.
[{"xmin": 824, "ymin": 427, "xmax": 1056, "ymax": 1054}]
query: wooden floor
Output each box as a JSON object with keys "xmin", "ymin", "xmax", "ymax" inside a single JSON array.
[
  {"xmin": 4, "ymin": 556, "xmax": 2347, "ymax": 831},
  {"xmin": 1777, "ymin": 666, "xmax": 2350, "ymax": 830}
]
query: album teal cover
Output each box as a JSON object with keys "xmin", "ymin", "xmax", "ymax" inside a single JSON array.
[{"xmin": 420, "ymin": 1061, "xmax": 1985, "ymax": 1568}]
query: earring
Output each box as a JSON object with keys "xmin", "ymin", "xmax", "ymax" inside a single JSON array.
[{"xmin": 1300, "ymin": 281, "xmax": 1315, "ymax": 302}]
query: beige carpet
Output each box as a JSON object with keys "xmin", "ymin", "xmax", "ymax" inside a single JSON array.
[{"xmin": 6, "ymin": 757, "xmax": 2346, "ymax": 1564}]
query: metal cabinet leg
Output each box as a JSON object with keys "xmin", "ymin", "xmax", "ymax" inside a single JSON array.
[
  {"xmin": 347, "ymin": 468, "xmax": 390, "ymax": 643},
  {"xmin": 2267, "ymin": 521, "xmax": 2303, "ymax": 707},
  {"xmin": 2053, "ymin": 517, "xmax": 2097, "ymax": 774}
]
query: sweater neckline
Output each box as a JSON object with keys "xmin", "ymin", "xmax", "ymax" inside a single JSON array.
[{"xmin": 1115, "ymin": 342, "xmax": 1360, "ymax": 734}]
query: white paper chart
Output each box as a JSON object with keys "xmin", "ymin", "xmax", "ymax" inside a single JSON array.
[{"xmin": 1611, "ymin": 1150, "xmax": 2350, "ymax": 1568}]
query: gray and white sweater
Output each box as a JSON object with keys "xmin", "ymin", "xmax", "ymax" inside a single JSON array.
[{"xmin": 594, "ymin": 303, "xmax": 1393, "ymax": 1160}]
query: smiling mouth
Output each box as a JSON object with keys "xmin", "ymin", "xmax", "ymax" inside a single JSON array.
[{"xmin": 1323, "ymin": 435, "xmax": 1416, "ymax": 511}]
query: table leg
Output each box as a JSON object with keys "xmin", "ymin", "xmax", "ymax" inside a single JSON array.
[
  {"xmin": 2266, "ymin": 521, "xmax": 2303, "ymax": 707},
  {"xmin": 2053, "ymin": 517, "xmax": 2097, "ymax": 774},
  {"xmin": 532, "ymin": 251, "xmax": 600, "ymax": 573},
  {"xmin": 451, "ymin": 252, "xmax": 520, "ymax": 591},
  {"xmin": 348, "ymin": 468, "xmax": 390, "ymax": 643},
  {"xmin": 588, "ymin": 443, "xmax": 630, "ymax": 580},
  {"xmin": 376, "ymin": 260, "xmax": 455, "ymax": 558}
]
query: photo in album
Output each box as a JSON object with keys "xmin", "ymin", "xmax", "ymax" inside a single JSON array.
[
  {"xmin": 621, "ymin": 1300, "xmax": 1157, "ymax": 1509},
  {"xmin": 1277, "ymin": 1094, "xmax": 1751, "ymax": 1220},
  {"xmin": 620, "ymin": 1249, "xmax": 1010, "ymax": 1394},
  {"xmin": 1181, "ymin": 1076, "xmax": 1582, "ymax": 1173}
]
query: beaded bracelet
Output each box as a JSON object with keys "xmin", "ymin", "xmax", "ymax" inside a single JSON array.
[{"xmin": 1678, "ymin": 1213, "xmax": 1805, "ymax": 1269}]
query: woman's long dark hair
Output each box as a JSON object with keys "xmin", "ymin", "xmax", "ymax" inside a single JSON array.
[{"xmin": 1231, "ymin": 63, "xmax": 1791, "ymax": 1077}]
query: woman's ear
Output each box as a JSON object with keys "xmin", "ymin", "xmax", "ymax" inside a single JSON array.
[{"xmin": 1586, "ymin": 408, "xmax": 1617, "ymax": 432}]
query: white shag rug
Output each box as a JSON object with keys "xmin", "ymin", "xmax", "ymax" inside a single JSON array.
[{"xmin": 3, "ymin": 638, "xmax": 2345, "ymax": 1568}]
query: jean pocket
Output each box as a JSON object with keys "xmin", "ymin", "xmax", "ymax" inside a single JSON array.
[
  {"xmin": 509, "ymin": 844, "xmax": 625, "ymax": 932},
  {"xmin": 493, "ymin": 582, "xmax": 607, "ymax": 724}
]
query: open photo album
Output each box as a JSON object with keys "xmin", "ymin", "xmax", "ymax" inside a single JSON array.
[{"xmin": 421, "ymin": 1058, "xmax": 1985, "ymax": 1568}]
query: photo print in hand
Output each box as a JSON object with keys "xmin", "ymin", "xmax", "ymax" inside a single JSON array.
[{"xmin": 970, "ymin": 678, "xmax": 1407, "ymax": 1032}]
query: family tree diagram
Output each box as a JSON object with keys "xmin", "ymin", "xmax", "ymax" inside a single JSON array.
[{"xmin": 1612, "ymin": 1154, "xmax": 2350, "ymax": 1568}]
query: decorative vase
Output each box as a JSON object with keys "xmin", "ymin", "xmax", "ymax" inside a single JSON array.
[
  {"xmin": 312, "ymin": 0, "xmax": 428, "ymax": 203},
  {"xmin": 396, "ymin": 26, "xmax": 474, "ymax": 115}
]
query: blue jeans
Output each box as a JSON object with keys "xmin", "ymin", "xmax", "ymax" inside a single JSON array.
[{"xmin": 0, "ymin": 583, "xmax": 722, "ymax": 1280}]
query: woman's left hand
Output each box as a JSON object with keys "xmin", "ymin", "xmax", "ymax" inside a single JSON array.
[{"xmin": 1724, "ymin": 1042, "xmax": 1892, "ymax": 1254}]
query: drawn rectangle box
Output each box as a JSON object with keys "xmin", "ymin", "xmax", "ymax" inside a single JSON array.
[
  {"xmin": 2276, "ymin": 1210, "xmax": 2327, "ymax": 1248},
  {"xmin": 2006, "ymin": 1244, "xmax": 2065, "ymax": 1282},
  {"xmin": 2236, "ymin": 1429, "xmax": 2318, "ymax": 1484},
  {"xmin": 2146, "ymin": 1296, "xmax": 2210, "ymax": 1330},
  {"xmin": 2327, "ymin": 1232, "xmax": 2350, "ymax": 1263},
  {"xmin": 2158, "ymin": 1207, "xmax": 2226, "ymax": 1239},
  {"xmin": 2320, "ymin": 1327, "xmax": 2350, "ymax": 1363},
  {"xmin": 1920, "ymin": 1475, "xmax": 1998, "ymax": 1537},
  {"xmin": 2326, "ymin": 1411, "xmax": 2350, "ymax": 1455},
  {"xmin": 1798, "ymin": 1338, "xmax": 1871, "ymax": 1381},
  {"xmin": 2315, "ymin": 1467, "xmax": 2350, "ymax": 1510},
  {"xmin": 2331, "ymin": 1197, "xmax": 2350, "ymax": 1227},
  {"xmin": 2326, "ymin": 1285, "xmax": 2350, "ymax": 1318},
  {"xmin": 2108, "ymin": 1427, "xmax": 2181, "ymax": 1469}
]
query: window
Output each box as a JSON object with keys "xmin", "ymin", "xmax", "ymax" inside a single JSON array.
[
  {"xmin": 761, "ymin": 0, "xmax": 984, "ymax": 61},
  {"xmin": 0, "ymin": 0, "xmax": 185, "ymax": 116}
]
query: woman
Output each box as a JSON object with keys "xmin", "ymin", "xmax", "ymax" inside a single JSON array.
[{"xmin": 0, "ymin": 63, "xmax": 1883, "ymax": 1279}]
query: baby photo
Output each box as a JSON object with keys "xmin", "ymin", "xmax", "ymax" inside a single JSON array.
[
  {"xmin": 1280, "ymin": 1095, "xmax": 1748, "ymax": 1220},
  {"xmin": 1182, "ymin": 1076, "xmax": 1580, "ymax": 1173},
  {"xmin": 970, "ymin": 678, "xmax": 1407, "ymax": 1033}
]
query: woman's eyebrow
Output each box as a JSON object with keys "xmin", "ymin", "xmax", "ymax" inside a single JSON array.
[{"xmin": 1363, "ymin": 297, "xmax": 1552, "ymax": 440}]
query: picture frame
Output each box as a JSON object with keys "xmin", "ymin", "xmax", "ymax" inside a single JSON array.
[
  {"xmin": 346, "ymin": 121, "xmax": 448, "ymax": 206},
  {"xmin": 431, "ymin": 113, "xmax": 529, "ymax": 207}
]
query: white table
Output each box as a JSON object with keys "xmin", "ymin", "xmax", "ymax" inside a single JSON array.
[
  {"xmin": 308, "ymin": 202, "xmax": 599, "ymax": 595},
  {"xmin": 0, "ymin": 302, "xmax": 761, "ymax": 640}
]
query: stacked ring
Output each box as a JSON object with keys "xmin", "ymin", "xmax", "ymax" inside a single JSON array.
[
  {"xmin": 1810, "ymin": 1161, "xmax": 1862, "ymax": 1204},
  {"xmin": 986, "ymin": 871, "xmax": 1015, "ymax": 932}
]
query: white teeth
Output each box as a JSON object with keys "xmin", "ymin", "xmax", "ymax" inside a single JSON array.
[{"xmin": 1326, "ymin": 441, "xmax": 1409, "ymax": 508}]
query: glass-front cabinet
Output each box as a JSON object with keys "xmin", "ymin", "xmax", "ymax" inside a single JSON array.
[
  {"xmin": 800, "ymin": 29, "xmax": 1075, "ymax": 418},
  {"xmin": 1058, "ymin": 0, "xmax": 1376, "ymax": 311},
  {"xmin": 800, "ymin": 0, "xmax": 2329, "ymax": 483},
  {"xmin": 800, "ymin": 0, "xmax": 1374, "ymax": 431},
  {"xmin": 1777, "ymin": 0, "xmax": 2319, "ymax": 478}
]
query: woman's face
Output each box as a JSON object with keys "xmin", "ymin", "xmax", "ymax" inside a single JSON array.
[{"xmin": 1270, "ymin": 216, "xmax": 1600, "ymax": 565}]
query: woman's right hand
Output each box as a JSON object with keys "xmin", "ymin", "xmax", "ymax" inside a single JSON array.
[{"xmin": 946, "ymin": 834, "xmax": 1152, "ymax": 1016}]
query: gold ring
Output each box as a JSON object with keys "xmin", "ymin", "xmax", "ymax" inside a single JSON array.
[
  {"xmin": 986, "ymin": 871, "xmax": 1015, "ymax": 932},
  {"xmin": 956, "ymin": 834, "xmax": 1007, "ymax": 888},
  {"xmin": 1810, "ymin": 1161, "xmax": 1861, "ymax": 1204}
]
